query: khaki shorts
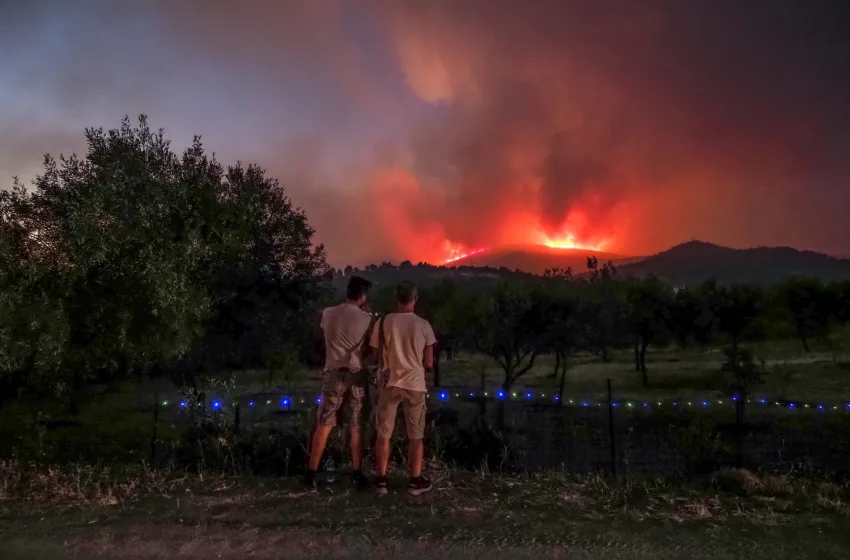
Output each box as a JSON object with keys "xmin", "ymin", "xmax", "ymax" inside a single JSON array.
[
  {"xmin": 376, "ymin": 386, "xmax": 427, "ymax": 440},
  {"xmin": 316, "ymin": 368, "xmax": 368, "ymax": 427}
]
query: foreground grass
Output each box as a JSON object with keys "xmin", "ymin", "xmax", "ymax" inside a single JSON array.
[{"xmin": 1, "ymin": 462, "xmax": 849, "ymax": 559}]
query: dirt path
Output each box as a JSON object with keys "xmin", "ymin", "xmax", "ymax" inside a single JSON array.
[{"xmin": 1, "ymin": 473, "xmax": 848, "ymax": 559}]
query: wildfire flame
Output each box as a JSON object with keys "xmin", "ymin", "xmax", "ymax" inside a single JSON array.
[
  {"xmin": 441, "ymin": 241, "xmax": 487, "ymax": 264},
  {"xmin": 540, "ymin": 232, "xmax": 609, "ymax": 252}
]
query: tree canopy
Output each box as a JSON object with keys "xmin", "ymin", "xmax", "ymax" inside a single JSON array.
[{"xmin": 0, "ymin": 116, "xmax": 330, "ymax": 400}]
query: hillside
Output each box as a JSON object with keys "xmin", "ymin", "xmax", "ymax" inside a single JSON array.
[
  {"xmin": 335, "ymin": 241, "xmax": 850, "ymax": 289},
  {"xmin": 619, "ymin": 241, "xmax": 850, "ymax": 285},
  {"xmin": 449, "ymin": 244, "xmax": 633, "ymax": 275}
]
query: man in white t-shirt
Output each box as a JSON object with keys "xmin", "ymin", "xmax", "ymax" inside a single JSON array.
[
  {"xmin": 369, "ymin": 281, "xmax": 436, "ymax": 496},
  {"xmin": 304, "ymin": 276, "xmax": 375, "ymax": 490}
]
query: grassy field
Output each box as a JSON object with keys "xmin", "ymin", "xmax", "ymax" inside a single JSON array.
[
  {"xmin": 251, "ymin": 335, "xmax": 850, "ymax": 405},
  {"xmin": 1, "ymin": 337, "xmax": 850, "ymax": 558},
  {"xmin": 1, "ymin": 463, "xmax": 849, "ymax": 559},
  {"xmin": 2, "ymin": 336, "xmax": 849, "ymax": 469}
]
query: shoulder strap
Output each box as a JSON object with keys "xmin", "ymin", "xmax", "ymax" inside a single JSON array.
[
  {"xmin": 377, "ymin": 314, "xmax": 388, "ymax": 369},
  {"xmin": 359, "ymin": 314, "xmax": 379, "ymax": 348}
]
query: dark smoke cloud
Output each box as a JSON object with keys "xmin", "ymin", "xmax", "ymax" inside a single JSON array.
[{"xmin": 2, "ymin": 0, "xmax": 850, "ymax": 264}]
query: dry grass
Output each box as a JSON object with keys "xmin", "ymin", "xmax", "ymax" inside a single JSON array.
[
  {"xmin": 0, "ymin": 460, "xmax": 206, "ymax": 506},
  {"xmin": 2, "ymin": 462, "xmax": 849, "ymax": 558}
]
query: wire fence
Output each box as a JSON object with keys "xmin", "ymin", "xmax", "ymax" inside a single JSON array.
[{"xmin": 140, "ymin": 378, "xmax": 850, "ymax": 478}]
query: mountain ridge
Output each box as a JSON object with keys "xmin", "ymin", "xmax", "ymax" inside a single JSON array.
[
  {"xmin": 444, "ymin": 240, "xmax": 850, "ymax": 285},
  {"xmin": 336, "ymin": 241, "xmax": 850, "ymax": 288}
]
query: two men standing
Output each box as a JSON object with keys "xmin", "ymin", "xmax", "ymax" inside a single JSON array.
[{"xmin": 306, "ymin": 277, "xmax": 436, "ymax": 496}]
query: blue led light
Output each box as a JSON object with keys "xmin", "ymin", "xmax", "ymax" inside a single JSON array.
[
  {"xmin": 439, "ymin": 391, "xmax": 448, "ymax": 401},
  {"xmin": 248, "ymin": 401, "xmax": 255, "ymax": 407},
  {"xmin": 316, "ymin": 397, "xmax": 322, "ymax": 404},
  {"xmin": 732, "ymin": 395, "xmax": 739, "ymax": 401},
  {"xmin": 643, "ymin": 402, "xmax": 648, "ymax": 408},
  {"xmin": 760, "ymin": 399, "xmax": 766, "ymax": 404},
  {"xmin": 469, "ymin": 392, "xmax": 475, "ymax": 397},
  {"xmin": 789, "ymin": 403, "xmax": 796, "ymax": 408},
  {"xmin": 497, "ymin": 390, "xmax": 506, "ymax": 399},
  {"xmin": 702, "ymin": 401, "xmax": 708, "ymax": 407},
  {"xmin": 525, "ymin": 392, "xmax": 532, "ymax": 399},
  {"xmin": 818, "ymin": 405, "xmax": 824, "ymax": 410},
  {"xmin": 179, "ymin": 401, "xmax": 187, "ymax": 408},
  {"xmin": 554, "ymin": 396, "xmax": 560, "ymax": 401},
  {"xmin": 211, "ymin": 400, "xmax": 222, "ymax": 410},
  {"xmin": 612, "ymin": 402, "xmax": 618, "ymax": 407},
  {"xmin": 582, "ymin": 401, "xmax": 588, "ymax": 407},
  {"xmin": 281, "ymin": 398, "xmax": 290, "ymax": 407}
]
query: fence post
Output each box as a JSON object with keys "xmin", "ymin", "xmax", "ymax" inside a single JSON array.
[
  {"xmin": 149, "ymin": 391, "xmax": 159, "ymax": 466},
  {"xmin": 607, "ymin": 378, "xmax": 616, "ymax": 477},
  {"xmin": 557, "ymin": 362, "xmax": 566, "ymax": 405},
  {"xmin": 735, "ymin": 396, "xmax": 744, "ymax": 468}
]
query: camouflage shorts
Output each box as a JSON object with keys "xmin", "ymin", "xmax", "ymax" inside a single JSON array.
[
  {"xmin": 316, "ymin": 368, "xmax": 369, "ymax": 427},
  {"xmin": 376, "ymin": 386, "xmax": 427, "ymax": 440}
]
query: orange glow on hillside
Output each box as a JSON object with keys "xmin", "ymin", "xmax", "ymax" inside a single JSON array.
[
  {"xmin": 534, "ymin": 209, "xmax": 612, "ymax": 252},
  {"xmin": 368, "ymin": 168, "xmax": 620, "ymax": 267},
  {"xmin": 440, "ymin": 242, "xmax": 487, "ymax": 264},
  {"xmin": 539, "ymin": 232, "xmax": 610, "ymax": 252}
]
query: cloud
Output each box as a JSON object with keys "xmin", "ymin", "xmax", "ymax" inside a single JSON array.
[{"xmin": 3, "ymin": 0, "xmax": 850, "ymax": 265}]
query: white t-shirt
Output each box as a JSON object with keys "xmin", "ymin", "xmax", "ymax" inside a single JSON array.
[
  {"xmin": 320, "ymin": 303, "xmax": 373, "ymax": 372},
  {"xmin": 369, "ymin": 312, "xmax": 436, "ymax": 392}
]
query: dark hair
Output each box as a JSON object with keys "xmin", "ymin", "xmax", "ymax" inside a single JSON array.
[
  {"xmin": 396, "ymin": 281, "xmax": 418, "ymax": 305},
  {"xmin": 346, "ymin": 276, "xmax": 372, "ymax": 301}
]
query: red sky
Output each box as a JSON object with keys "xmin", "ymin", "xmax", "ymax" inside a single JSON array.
[{"xmin": 2, "ymin": 1, "xmax": 850, "ymax": 266}]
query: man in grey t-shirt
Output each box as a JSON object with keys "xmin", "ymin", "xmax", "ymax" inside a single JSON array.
[
  {"xmin": 304, "ymin": 276, "xmax": 374, "ymax": 490},
  {"xmin": 369, "ymin": 281, "xmax": 436, "ymax": 496}
]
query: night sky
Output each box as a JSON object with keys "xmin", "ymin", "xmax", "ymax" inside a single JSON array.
[{"xmin": 2, "ymin": 0, "xmax": 849, "ymax": 266}]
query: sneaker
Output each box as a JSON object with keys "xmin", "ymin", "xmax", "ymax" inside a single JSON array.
[
  {"xmin": 352, "ymin": 470, "xmax": 370, "ymax": 490},
  {"xmin": 302, "ymin": 469, "xmax": 318, "ymax": 492},
  {"xmin": 407, "ymin": 476, "xmax": 432, "ymax": 497},
  {"xmin": 374, "ymin": 475, "xmax": 388, "ymax": 496}
]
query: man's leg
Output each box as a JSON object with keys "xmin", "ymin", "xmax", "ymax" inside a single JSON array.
[
  {"xmin": 403, "ymin": 390, "xmax": 432, "ymax": 496},
  {"xmin": 403, "ymin": 391, "xmax": 426, "ymax": 477},
  {"xmin": 308, "ymin": 425, "xmax": 333, "ymax": 471},
  {"xmin": 375, "ymin": 388, "xmax": 399, "ymax": 478},
  {"xmin": 347, "ymin": 372, "xmax": 367, "ymax": 474},
  {"xmin": 407, "ymin": 438, "xmax": 424, "ymax": 478},
  {"xmin": 304, "ymin": 372, "xmax": 344, "ymax": 486}
]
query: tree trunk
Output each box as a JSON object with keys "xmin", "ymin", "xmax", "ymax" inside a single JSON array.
[
  {"xmin": 433, "ymin": 348, "xmax": 441, "ymax": 388},
  {"xmin": 633, "ymin": 340, "xmax": 640, "ymax": 372},
  {"xmin": 796, "ymin": 324, "xmax": 811, "ymax": 353},
  {"xmin": 639, "ymin": 338, "xmax": 649, "ymax": 387},
  {"xmin": 497, "ymin": 369, "xmax": 513, "ymax": 430},
  {"xmin": 557, "ymin": 360, "xmax": 568, "ymax": 404}
]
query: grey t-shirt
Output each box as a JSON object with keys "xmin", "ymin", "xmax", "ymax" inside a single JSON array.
[
  {"xmin": 320, "ymin": 303, "xmax": 373, "ymax": 371},
  {"xmin": 369, "ymin": 312, "xmax": 436, "ymax": 392}
]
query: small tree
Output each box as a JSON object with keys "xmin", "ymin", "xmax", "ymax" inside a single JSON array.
[
  {"xmin": 778, "ymin": 277, "xmax": 832, "ymax": 353},
  {"xmin": 577, "ymin": 260, "xmax": 628, "ymax": 361},
  {"xmin": 626, "ymin": 276, "xmax": 672, "ymax": 386},
  {"xmin": 667, "ymin": 287, "xmax": 706, "ymax": 347},
  {"xmin": 703, "ymin": 282, "xmax": 763, "ymax": 352},
  {"xmin": 458, "ymin": 282, "xmax": 548, "ymax": 391},
  {"xmin": 720, "ymin": 345, "xmax": 762, "ymax": 425}
]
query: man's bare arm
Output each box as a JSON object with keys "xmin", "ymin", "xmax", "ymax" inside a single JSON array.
[{"xmin": 423, "ymin": 344, "xmax": 434, "ymax": 370}]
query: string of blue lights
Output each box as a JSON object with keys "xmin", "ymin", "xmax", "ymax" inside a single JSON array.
[{"xmin": 159, "ymin": 390, "xmax": 850, "ymax": 413}]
